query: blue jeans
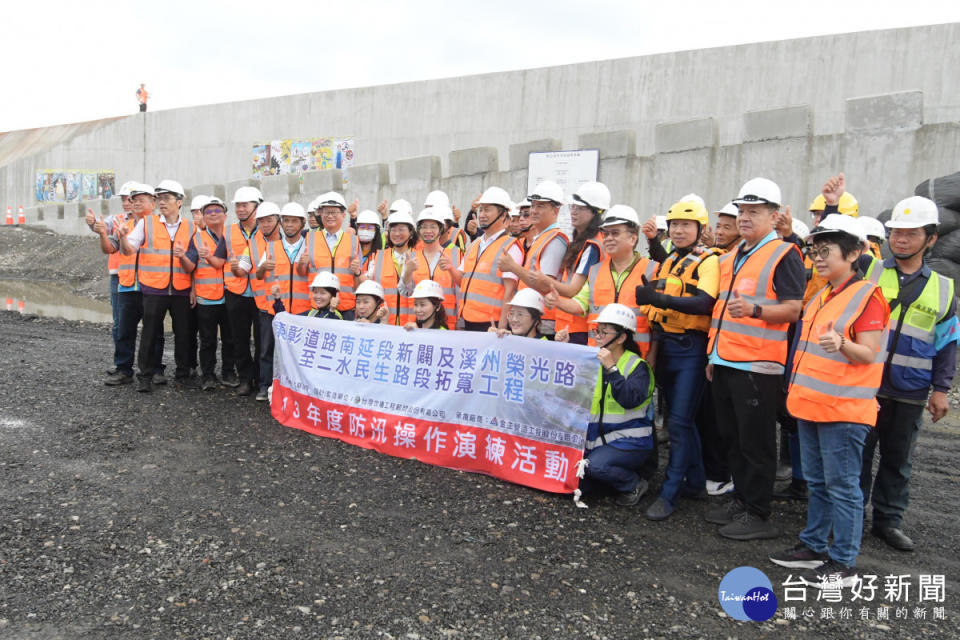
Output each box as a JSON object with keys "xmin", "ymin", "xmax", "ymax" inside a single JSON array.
[
  {"xmin": 798, "ymin": 420, "xmax": 869, "ymax": 567},
  {"xmin": 110, "ymin": 274, "xmax": 120, "ymax": 346},
  {"xmin": 582, "ymin": 445, "xmax": 650, "ymax": 494},
  {"xmin": 656, "ymin": 332, "xmax": 708, "ymax": 504},
  {"xmin": 258, "ymin": 311, "xmax": 275, "ymax": 392},
  {"xmin": 115, "ymin": 291, "xmax": 164, "ymax": 376}
]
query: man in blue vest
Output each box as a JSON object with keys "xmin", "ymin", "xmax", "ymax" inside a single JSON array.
[{"xmin": 860, "ymin": 196, "xmax": 960, "ymax": 552}]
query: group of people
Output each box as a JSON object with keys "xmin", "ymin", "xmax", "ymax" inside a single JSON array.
[{"xmin": 85, "ymin": 172, "xmax": 958, "ymax": 590}]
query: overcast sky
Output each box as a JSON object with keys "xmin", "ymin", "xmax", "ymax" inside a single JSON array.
[{"xmin": 4, "ymin": 0, "xmax": 959, "ymax": 132}]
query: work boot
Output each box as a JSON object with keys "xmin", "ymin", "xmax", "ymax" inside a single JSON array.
[
  {"xmin": 152, "ymin": 372, "xmax": 167, "ymax": 386},
  {"xmin": 104, "ymin": 371, "xmax": 133, "ymax": 386},
  {"xmin": 136, "ymin": 376, "xmax": 153, "ymax": 393},
  {"xmin": 237, "ymin": 380, "xmax": 253, "ymax": 397},
  {"xmin": 773, "ymin": 478, "xmax": 808, "ymax": 501},
  {"xmin": 176, "ymin": 374, "xmax": 200, "ymax": 390},
  {"xmin": 614, "ymin": 478, "xmax": 648, "ymax": 507},
  {"xmin": 705, "ymin": 498, "xmax": 745, "ymax": 525},
  {"xmin": 221, "ymin": 372, "xmax": 240, "ymax": 388},
  {"xmin": 105, "ymin": 366, "xmax": 118, "ymax": 375},
  {"xmin": 201, "ymin": 375, "xmax": 218, "ymax": 391},
  {"xmin": 871, "ymin": 526, "xmax": 914, "ymax": 552}
]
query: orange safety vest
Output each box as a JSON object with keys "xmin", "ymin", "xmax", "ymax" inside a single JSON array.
[
  {"xmin": 786, "ymin": 279, "xmax": 889, "ymax": 425},
  {"xmin": 264, "ymin": 238, "xmax": 311, "ymax": 315},
  {"xmin": 307, "ymin": 229, "xmax": 360, "ymax": 311},
  {"xmin": 452, "ymin": 228, "xmax": 468, "ymax": 254},
  {"xmin": 107, "ymin": 214, "xmax": 131, "ymax": 273},
  {"xmin": 648, "ymin": 246, "xmax": 721, "ymax": 334},
  {"xmin": 586, "ymin": 254, "xmax": 660, "ymax": 356},
  {"xmin": 224, "ymin": 222, "xmax": 257, "ymax": 295},
  {"xmin": 193, "ymin": 229, "xmax": 225, "ymax": 301},
  {"xmin": 555, "ymin": 238, "xmax": 604, "ymax": 335},
  {"xmin": 137, "ymin": 215, "xmax": 194, "ymax": 292},
  {"xmin": 707, "ymin": 239, "xmax": 800, "ymax": 374},
  {"xmin": 116, "ymin": 216, "xmax": 139, "ymax": 288},
  {"xmin": 518, "ymin": 227, "xmax": 568, "ymax": 324},
  {"xmin": 373, "ymin": 248, "xmax": 414, "ymax": 326},
  {"xmin": 458, "ymin": 232, "xmax": 519, "ymax": 325},
  {"xmin": 410, "ymin": 244, "xmax": 461, "ymax": 330},
  {"xmin": 248, "ymin": 232, "xmax": 270, "ymax": 312},
  {"xmin": 802, "ymin": 252, "xmax": 828, "ymax": 305}
]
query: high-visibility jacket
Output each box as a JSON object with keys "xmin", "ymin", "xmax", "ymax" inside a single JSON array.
[
  {"xmin": 863, "ymin": 255, "xmax": 883, "ymax": 284},
  {"xmin": 116, "ymin": 216, "xmax": 140, "ymax": 288},
  {"xmin": 224, "ymin": 222, "xmax": 258, "ymax": 295},
  {"xmin": 787, "ymin": 279, "xmax": 888, "ymax": 425},
  {"xmin": 803, "ymin": 253, "xmax": 828, "ymax": 305},
  {"xmin": 869, "ymin": 241, "xmax": 882, "ymax": 260},
  {"xmin": 410, "ymin": 245, "xmax": 461, "ymax": 330},
  {"xmin": 648, "ymin": 246, "xmax": 721, "ymax": 334},
  {"xmin": 137, "ymin": 215, "xmax": 194, "ymax": 292},
  {"xmin": 586, "ymin": 351, "xmax": 654, "ymax": 451},
  {"xmin": 458, "ymin": 233, "xmax": 519, "ymax": 325},
  {"xmin": 878, "ymin": 266, "xmax": 955, "ymax": 393},
  {"xmin": 249, "ymin": 232, "xmax": 270, "ymax": 312},
  {"xmin": 555, "ymin": 238, "xmax": 604, "ymax": 335},
  {"xmin": 264, "ymin": 239, "xmax": 311, "ymax": 315},
  {"xmin": 373, "ymin": 248, "xmax": 414, "ymax": 326},
  {"xmin": 585, "ymin": 254, "xmax": 659, "ymax": 356},
  {"xmin": 518, "ymin": 228, "xmax": 568, "ymax": 325},
  {"xmin": 450, "ymin": 228, "xmax": 469, "ymax": 254},
  {"xmin": 107, "ymin": 214, "xmax": 131, "ymax": 273},
  {"xmin": 707, "ymin": 239, "xmax": 800, "ymax": 375},
  {"xmin": 307, "ymin": 229, "xmax": 360, "ymax": 311},
  {"xmin": 193, "ymin": 229, "xmax": 225, "ymax": 301}
]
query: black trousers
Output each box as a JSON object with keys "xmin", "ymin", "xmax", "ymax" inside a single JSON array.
[
  {"xmin": 188, "ymin": 303, "xmax": 199, "ymax": 370},
  {"xmin": 697, "ymin": 380, "xmax": 731, "ymax": 483},
  {"xmin": 225, "ymin": 292, "xmax": 260, "ymax": 384},
  {"xmin": 461, "ymin": 320, "xmax": 493, "ymax": 332},
  {"xmin": 138, "ymin": 294, "xmax": 193, "ymax": 380},
  {"xmin": 711, "ymin": 365, "xmax": 782, "ymax": 519},
  {"xmin": 258, "ymin": 311, "xmax": 275, "ymax": 392},
  {"xmin": 197, "ymin": 304, "xmax": 236, "ymax": 377}
]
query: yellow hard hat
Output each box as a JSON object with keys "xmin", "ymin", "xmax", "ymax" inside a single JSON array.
[
  {"xmin": 809, "ymin": 192, "xmax": 859, "ymax": 217},
  {"xmin": 666, "ymin": 198, "xmax": 709, "ymax": 226}
]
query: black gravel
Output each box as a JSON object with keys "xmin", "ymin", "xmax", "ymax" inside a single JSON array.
[{"xmin": 1, "ymin": 311, "xmax": 958, "ymax": 639}]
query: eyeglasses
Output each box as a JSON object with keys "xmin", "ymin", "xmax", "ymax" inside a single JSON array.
[
  {"xmin": 590, "ymin": 328, "xmax": 619, "ymax": 339},
  {"xmin": 319, "ymin": 210, "xmax": 341, "ymax": 217},
  {"xmin": 203, "ymin": 207, "xmax": 225, "ymax": 215},
  {"xmin": 156, "ymin": 193, "xmax": 177, "ymax": 202},
  {"xmin": 806, "ymin": 245, "xmax": 836, "ymax": 259}
]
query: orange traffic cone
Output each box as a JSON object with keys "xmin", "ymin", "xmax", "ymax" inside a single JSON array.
[
  {"xmin": 5, "ymin": 298, "xmax": 12, "ymax": 311},
  {"xmin": 17, "ymin": 206, "xmax": 25, "ymax": 224},
  {"xmin": 4, "ymin": 206, "xmax": 12, "ymax": 224},
  {"xmin": 17, "ymin": 300, "xmax": 25, "ymax": 313}
]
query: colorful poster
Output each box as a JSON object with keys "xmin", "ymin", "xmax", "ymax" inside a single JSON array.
[
  {"xmin": 64, "ymin": 172, "xmax": 82, "ymax": 202},
  {"xmin": 335, "ymin": 138, "xmax": 354, "ymax": 170},
  {"xmin": 271, "ymin": 314, "xmax": 597, "ymax": 493},
  {"xmin": 290, "ymin": 140, "xmax": 312, "ymax": 174},
  {"xmin": 82, "ymin": 172, "xmax": 98, "ymax": 200},
  {"xmin": 252, "ymin": 138, "xmax": 355, "ymax": 178},
  {"xmin": 311, "ymin": 138, "xmax": 335, "ymax": 171},
  {"xmin": 270, "ymin": 139, "xmax": 290, "ymax": 175},
  {"xmin": 98, "ymin": 171, "xmax": 116, "ymax": 200},
  {"xmin": 252, "ymin": 143, "xmax": 270, "ymax": 178}
]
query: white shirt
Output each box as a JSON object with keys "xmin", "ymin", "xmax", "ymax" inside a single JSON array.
[{"xmin": 125, "ymin": 214, "xmax": 184, "ymax": 249}]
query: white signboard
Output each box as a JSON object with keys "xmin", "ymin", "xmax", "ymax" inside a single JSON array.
[{"xmin": 527, "ymin": 149, "xmax": 600, "ymax": 237}]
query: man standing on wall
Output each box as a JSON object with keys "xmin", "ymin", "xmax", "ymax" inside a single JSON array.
[{"xmin": 136, "ymin": 84, "xmax": 149, "ymax": 112}]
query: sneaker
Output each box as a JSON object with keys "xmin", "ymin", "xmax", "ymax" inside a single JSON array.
[
  {"xmin": 152, "ymin": 372, "xmax": 167, "ymax": 386},
  {"xmin": 705, "ymin": 498, "xmax": 745, "ymax": 525},
  {"xmin": 105, "ymin": 366, "xmax": 118, "ymax": 375},
  {"xmin": 776, "ymin": 463, "xmax": 793, "ymax": 482},
  {"xmin": 706, "ymin": 480, "xmax": 735, "ymax": 496},
  {"xmin": 773, "ymin": 479, "xmax": 808, "ymax": 501},
  {"xmin": 769, "ymin": 542, "xmax": 829, "ymax": 569},
  {"xmin": 104, "ymin": 371, "xmax": 133, "ymax": 386},
  {"xmin": 237, "ymin": 380, "xmax": 253, "ymax": 397},
  {"xmin": 221, "ymin": 372, "xmax": 240, "ymax": 388},
  {"xmin": 614, "ymin": 478, "xmax": 648, "ymax": 507},
  {"xmin": 176, "ymin": 375, "xmax": 200, "ymax": 389},
  {"xmin": 255, "ymin": 389, "xmax": 269, "ymax": 402},
  {"xmin": 645, "ymin": 497, "xmax": 675, "ymax": 521},
  {"xmin": 201, "ymin": 375, "xmax": 218, "ymax": 391},
  {"xmin": 136, "ymin": 376, "xmax": 153, "ymax": 393},
  {"xmin": 718, "ymin": 511, "xmax": 780, "ymax": 541},
  {"xmin": 870, "ymin": 525, "xmax": 915, "ymax": 552},
  {"xmin": 799, "ymin": 560, "xmax": 858, "ymax": 589}
]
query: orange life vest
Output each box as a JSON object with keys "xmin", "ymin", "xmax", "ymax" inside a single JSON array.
[
  {"xmin": 224, "ymin": 222, "xmax": 258, "ymax": 296},
  {"xmin": 586, "ymin": 254, "xmax": 660, "ymax": 357},
  {"xmin": 307, "ymin": 228, "xmax": 360, "ymax": 311},
  {"xmin": 787, "ymin": 279, "xmax": 888, "ymax": 425},
  {"xmin": 137, "ymin": 215, "xmax": 194, "ymax": 292},
  {"xmin": 707, "ymin": 239, "xmax": 800, "ymax": 374},
  {"xmin": 555, "ymin": 238, "xmax": 604, "ymax": 335},
  {"xmin": 373, "ymin": 248, "xmax": 414, "ymax": 326},
  {"xmin": 458, "ymin": 232, "xmax": 519, "ymax": 325},
  {"xmin": 647, "ymin": 247, "xmax": 721, "ymax": 334},
  {"xmin": 410, "ymin": 244, "xmax": 461, "ymax": 330},
  {"xmin": 193, "ymin": 229, "xmax": 225, "ymax": 301},
  {"xmin": 264, "ymin": 238, "xmax": 311, "ymax": 315},
  {"xmin": 518, "ymin": 227, "xmax": 568, "ymax": 324}
]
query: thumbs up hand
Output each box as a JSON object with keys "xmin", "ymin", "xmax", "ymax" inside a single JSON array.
[
  {"xmin": 727, "ymin": 289, "xmax": 752, "ymax": 318},
  {"xmin": 818, "ymin": 320, "xmax": 844, "ymax": 353},
  {"xmin": 172, "ymin": 241, "xmax": 186, "ymax": 258},
  {"xmin": 633, "ymin": 275, "xmax": 659, "ymax": 306},
  {"xmin": 544, "ymin": 284, "xmax": 559, "ymax": 310},
  {"xmin": 92, "ymin": 212, "xmax": 106, "ymax": 235},
  {"xmin": 85, "ymin": 208, "xmax": 97, "ymax": 227},
  {"xmin": 350, "ymin": 254, "xmax": 362, "ymax": 276}
]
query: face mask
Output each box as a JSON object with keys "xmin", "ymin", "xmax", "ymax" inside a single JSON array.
[{"xmin": 358, "ymin": 229, "xmax": 376, "ymax": 242}]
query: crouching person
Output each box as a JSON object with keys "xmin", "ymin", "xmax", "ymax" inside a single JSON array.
[{"xmin": 580, "ymin": 303, "xmax": 655, "ymax": 506}]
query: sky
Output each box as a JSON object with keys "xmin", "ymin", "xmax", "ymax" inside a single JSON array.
[{"xmin": 4, "ymin": 0, "xmax": 959, "ymax": 132}]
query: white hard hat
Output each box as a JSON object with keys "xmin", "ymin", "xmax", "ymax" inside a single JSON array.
[
  {"xmin": 810, "ymin": 213, "xmax": 867, "ymax": 243},
  {"xmin": 129, "ymin": 183, "xmax": 156, "ymax": 197},
  {"xmin": 508, "ymin": 288, "xmax": 545, "ymax": 315},
  {"xmin": 601, "ymin": 205, "xmax": 641, "ymax": 228},
  {"xmin": 528, "ymin": 180, "xmax": 564, "ymax": 206},
  {"xmin": 508, "ymin": 204, "xmax": 521, "ymax": 218},
  {"xmin": 886, "ymin": 196, "xmax": 939, "ymax": 229},
  {"xmin": 315, "ymin": 191, "xmax": 347, "ymax": 210},
  {"xmin": 595, "ymin": 303, "xmax": 637, "ymax": 332},
  {"xmin": 715, "ymin": 202, "xmax": 739, "ymax": 218},
  {"xmin": 733, "ymin": 177, "xmax": 782, "ymax": 208},
  {"xmin": 679, "ymin": 193, "xmax": 706, "ymax": 209},
  {"xmin": 355, "ymin": 280, "xmax": 385, "ymax": 299},
  {"xmin": 255, "ymin": 201, "xmax": 281, "ymax": 219},
  {"xmin": 356, "ymin": 209, "xmax": 382, "ymax": 227},
  {"xmin": 191, "ymin": 195, "xmax": 211, "ymax": 211},
  {"xmin": 417, "ymin": 207, "xmax": 447, "ymax": 226},
  {"xmin": 201, "ymin": 197, "xmax": 227, "ymax": 213},
  {"xmin": 858, "ymin": 216, "xmax": 887, "ymax": 240},
  {"xmin": 477, "ymin": 186, "xmax": 513, "ymax": 209},
  {"xmin": 310, "ymin": 272, "xmax": 341, "ymax": 291},
  {"xmin": 440, "ymin": 205, "xmax": 456, "ymax": 223},
  {"xmin": 516, "ymin": 196, "xmax": 531, "ymax": 209},
  {"xmin": 387, "ymin": 211, "xmax": 416, "ymax": 228},
  {"xmin": 424, "ymin": 191, "xmax": 450, "ymax": 208},
  {"xmin": 306, "ymin": 197, "xmax": 319, "ymax": 214},
  {"xmin": 233, "ymin": 186, "xmax": 263, "ymax": 204},
  {"xmin": 568, "ymin": 181, "xmax": 611, "ymax": 211},
  {"xmin": 117, "ymin": 181, "xmax": 138, "ymax": 197},
  {"xmin": 155, "ymin": 179, "xmax": 185, "ymax": 198},
  {"xmin": 280, "ymin": 202, "xmax": 307, "ymax": 219},
  {"xmin": 389, "ymin": 199, "xmax": 414, "ymax": 216},
  {"xmin": 791, "ymin": 219, "xmax": 810, "ymax": 240},
  {"xmin": 655, "ymin": 215, "xmax": 667, "ymax": 231},
  {"xmin": 412, "ymin": 279, "xmax": 445, "ymax": 300}
]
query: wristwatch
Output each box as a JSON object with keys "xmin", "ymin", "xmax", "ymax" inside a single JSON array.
[{"xmin": 751, "ymin": 304, "xmax": 763, "ymax": 319}]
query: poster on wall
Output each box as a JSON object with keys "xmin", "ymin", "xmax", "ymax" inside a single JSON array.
[
  {"xmin": 311, "ymin": 138, "xmax": 335, "ymax": 171},
  {"xmin": 270, "ymin": 139, "xmax": 291, "ymax": 176},
  {"xmin": 252, "ymin": 143, "xmax": 271, "ymax": 178},
  {"xmin": 34, "ymin": 169, "xmax": 117, "ymax": 202},
  {"xmin": 251, "ymin": 137, "xmax": 355, "ymax": 180},
  {"xmin": 82, "ymin": 172, "xmax": 98, "ymax": 200},
  {"xmin": 527, "ymin": 149, "xmax": 600, "ymax": 237},
  {"xmin": 98, "ymin": 171, "xmax": 116, "ymax": 200}
]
